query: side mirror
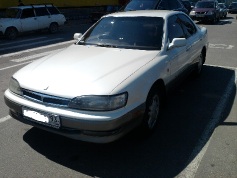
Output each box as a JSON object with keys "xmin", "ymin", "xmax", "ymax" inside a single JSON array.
[
  {"xmin": 73, "ymin": 33, "xmax": 82, "ymax": 40},
  {"xmin": 168, "ymin": 38, "xmax": 187, "ymax": 50}
]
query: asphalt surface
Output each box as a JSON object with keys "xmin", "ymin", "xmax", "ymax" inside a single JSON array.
[{"xmin": 0, "ymin": 15, "xmax": 236, "ymax": 178}]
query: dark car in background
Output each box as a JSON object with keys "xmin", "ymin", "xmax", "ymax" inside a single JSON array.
[
  {"xmin": 121, "ymin": 0, "xmax": 188, "ymax": 14},
  {"xmin": 90, "ymin": 5, "xmax": 121, "ymax": 23},
  {"xmin": 228, "ymin": 2, "xmax": 237, "ymax": 14},
  {"xmin": 218, "ymin": 3, "xmax": 227, "ymax": 18},
  {"xmin": 189, "ymin": 0, "xmax": 220, "ymax": 23},
  {"xmin": 182, "ymin": 0, "xmax": 192, "ymax": 13}
]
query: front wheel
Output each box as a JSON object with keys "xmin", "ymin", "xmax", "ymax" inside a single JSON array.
[
  {"xmin": 5, "ymin": 27, "xmax": 18, "ymax": 40},
  {"xmin": 142, "ymin": 87, "xmax": 162, "ymax": 132}
]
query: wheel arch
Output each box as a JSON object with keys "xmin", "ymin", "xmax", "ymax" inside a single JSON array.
[
  {"xmin": 147, "ymin": 79, "xmax": 167, "ymax": 105},
  {"xmin": 4, "ymin": 26, "xmax": 19, "ymax": 35}
]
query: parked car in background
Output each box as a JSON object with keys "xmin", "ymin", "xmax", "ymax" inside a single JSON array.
[
  {"xmin": 4, "ymin": 10, "xmax": 208, "ymax": 143},
  {"xmin": 190, "ymin": 2, "xmax": 196, "ymax": 9},
  {"xmin": 182, "ymin": 0, "xmax": 192, "ymax": 13},
  {"xmin": 218, "ymin": 3, "xmax": 227, "ymax": 18},
  {"xmin": 0, "ymin": 4, "xmax": 66, "ymax": 39},
  {"xmin": 121, "ymin": 0, "xmax": 188, "ymax": 14},
  {"xmin": 228, "ymin": 2, "xmax": 237, "ymax": 14},
  {"xmin": 190, "ymin": 0, "xmax": 220, "ymax": 23},
  {"xmin": 90, "ymin": 5, "xmax": 121, "ymax": 23}
]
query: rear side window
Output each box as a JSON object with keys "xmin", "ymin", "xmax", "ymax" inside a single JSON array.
[
  {"xmin": 35, "ymin": 7, "xmax": 50, "ymax": 16},
  {"xmin": 178, "ymin": 14, "xmax": 197, "ymax": 38},
  {"xmin": 47, "ymin": 6, "xmax": 60, "ymax": 15},
  {"xmin": 21, "ymin": 8, "xmax": 35, "ymax": 18}
]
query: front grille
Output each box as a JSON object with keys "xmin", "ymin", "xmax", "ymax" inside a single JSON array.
[
  {"xmin": 22, "ymin": 89, "xmax": 70, "ymax": 107},
  {"xmin": 196, "ymin": 12, "xmax": 206, "ymax": 14}
]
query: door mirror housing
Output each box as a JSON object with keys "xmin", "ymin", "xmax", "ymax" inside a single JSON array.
[
  {"xmin": 168, "ymin": 38, "xmax": 187, "ymax": 50},
  {"xmin": 73, "ymin": 33, "xmax": 82, "ymax": 40}
]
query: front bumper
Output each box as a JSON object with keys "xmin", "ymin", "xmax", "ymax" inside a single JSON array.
[
  {"xmin": 4, "ymin": 89, "xmax": 145, "ymax": 143},
  {"xmin": 190, "ymin": 14, "xmax": 215, "ymax": 21}
]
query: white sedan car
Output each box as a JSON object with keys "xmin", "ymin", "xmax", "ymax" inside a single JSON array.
[{"xmin": 4, "ymin": 10, "xmax": 208, "ymax": 143}]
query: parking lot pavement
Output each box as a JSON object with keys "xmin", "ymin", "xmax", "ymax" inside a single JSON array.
[{"xmin": 195, "ymin": 86, "xmax": 237, "ymax": 178}]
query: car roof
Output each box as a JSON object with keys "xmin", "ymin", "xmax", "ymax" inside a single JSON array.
[
  {"xmin": 8, "ymin": 4, "xmax": 54, "ymax": 9},
  {"xmin": 105, "ymin": 10, "xmax": 181, "ymax": 18}
]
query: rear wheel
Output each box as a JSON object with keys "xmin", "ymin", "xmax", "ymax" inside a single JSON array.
[
  {"xmin": 49, "ymin": 23, "xmax": 58, "ymax": 34},
  {"xmin": 5, "ymin": 27, "xmax": 18, "ymax": 40},
  {"xmin": 193, "ymin": 51, "xmax": 204, "ymax": 76}
]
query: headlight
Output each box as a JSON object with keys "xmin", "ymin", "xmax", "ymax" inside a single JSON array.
[
  {"xmin": 190, "ymin": 11, "xmax": 196, "ymax": 15},
  {"xmin": 9, "ymin": 77, "xmax": 22, "ymax": 96},
  {"xmin": 68, "ymin": 92, "xmax": 128, "ymax": 111},
  {"xmin": 206, "ymin": 11, "xmax": 214, "ymax": 15}
]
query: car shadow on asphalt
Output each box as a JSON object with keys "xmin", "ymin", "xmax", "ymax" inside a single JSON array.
[{"xmin": 23, "ymin": 65, "xmax": 236, "ymax": 178}]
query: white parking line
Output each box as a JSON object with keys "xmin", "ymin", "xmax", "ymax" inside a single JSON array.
[
  {"xmin": 0, "ymin": 38, "xmax": 64, "ymax": 51},
  {"xmin": 0, "ymin": 61, "xmax": 33, "ymax": 71},
  {"xmin": 11, "ymin": 48, "xmax": 64, "ymax": 63},
  {"xmin": 0, "ymin": 37, "xmax": 47, "ymax": 46},
  {"xmin": 177, "ymin": 66, "xmax": 237, "ymax": 178},
  {"xmin": 0, "ymin": 40, "xmax": 74, "ymax": 58},
  {"xmin": 0, "ymin": 115, "xmax": 11, "ymax": 123}
]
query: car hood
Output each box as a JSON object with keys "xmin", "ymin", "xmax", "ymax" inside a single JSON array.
[
  {"xmin": 14, "ymin": 45, "xmax": 159, "ymax": 98},
  {"xmin": 193, "ymin": 8, "xmax": 215, "ymax": 12}
]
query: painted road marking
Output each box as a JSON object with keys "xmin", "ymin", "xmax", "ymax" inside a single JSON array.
[
  {"xmin": 177, "ymin": 66, "xmax": 237, "ymax": 178},
  {"xmin": 0, "ymin": 40, "xmax": 74, "ymax": 58},
  {"xmin": 0, "ymin": 61, "xmax": 33, "ymax": 71},
  {"xmin": 0, "ymin": 115, "xmax": 11, "ymax": 123},
  {"xmin": 0, "ymin": 38, "xmax": 64, "ymax": 51},
  {"xmin": 0, "ymin": 37, "xmax": 47, "ymax": 47},
  {"xmin": 10, "ymin": 48, "xmax": 64, "ymax": 63},
  {"xmin": 209, "ymin": 43, "xmax": 235, "ymax": 50}
]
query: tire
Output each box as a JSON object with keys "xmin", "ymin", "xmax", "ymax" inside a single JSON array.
[
  {"xmin": 211, "ymin": 17, "xmax": 216, "ymax": 24},
  {"xmin": 5, "ymin": 27, "xmax": 18, "ymax": 40},
  {"xmin": 49, "ymin": 23, "xmax": 58, "ymax": 34},
  {"xmin": 142, "ymin": 86, "xmax": 163, "ymax": 132},
  {"xmin": 193, "ymin": 51, "xmax": 204, "ymax": 77}
]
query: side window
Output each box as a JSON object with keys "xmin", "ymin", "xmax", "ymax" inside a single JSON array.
[
  {"xmin": 47, "ymin": 6, "xmax": 60, "ymax": 15},
  {"xmin": 21, "ymin": 8, "xmax": 35, "ymax": 18},
  {"xmin": 35, "ymin": 7, "xmax": 50, "ymax": 16},
  {"xmin": 168, "ymin": 15, "xmax": 185, "ymax": 43},
  {"xmin": 168, "ymin": 0, "xmax": 182, "ymax": 9},
  {"xmin": 178, "ymin": 14, "xmax": 197, "ymax": 38}
]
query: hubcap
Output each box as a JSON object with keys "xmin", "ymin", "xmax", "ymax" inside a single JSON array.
[{"xmin": 147, "ymin": 95, "xmax": 160, "ymax": 129}]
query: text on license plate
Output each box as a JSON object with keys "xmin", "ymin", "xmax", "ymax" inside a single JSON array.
[{"xmin": 23, "ymin": 108, "xmax": 60, "ymax": 128}]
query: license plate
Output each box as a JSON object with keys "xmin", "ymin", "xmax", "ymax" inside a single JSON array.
[
  {"xmin": 196, "ymin": 14, "xmax": 204, "ymax": 17},
  {"xmin": 23, "ymin": 108, "xmax": 61, "ymax": 129}
]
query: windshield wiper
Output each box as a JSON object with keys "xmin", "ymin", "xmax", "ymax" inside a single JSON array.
[{"xmin": 96, "ymin": 44, "xmax": 117, "ymax": 48}]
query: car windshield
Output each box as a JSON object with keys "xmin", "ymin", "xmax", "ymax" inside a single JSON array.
[
  {"xmin": 124, "ymin": 0, "xmax": 157, "ymax": 11},
  {"xmin": 218, "ymin": 4, "xmax": 225, "ymax": 8},
  {"xmin": 78, "ymin": 16, "xmax": 164, "ymax": 50},
  {"xmin": 5, "ymin": 8, "xmax": 21, "ymax": 18},
  {"xmin": 195, "ymin": 1, "xmax": 214, "ymax": 8}
]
